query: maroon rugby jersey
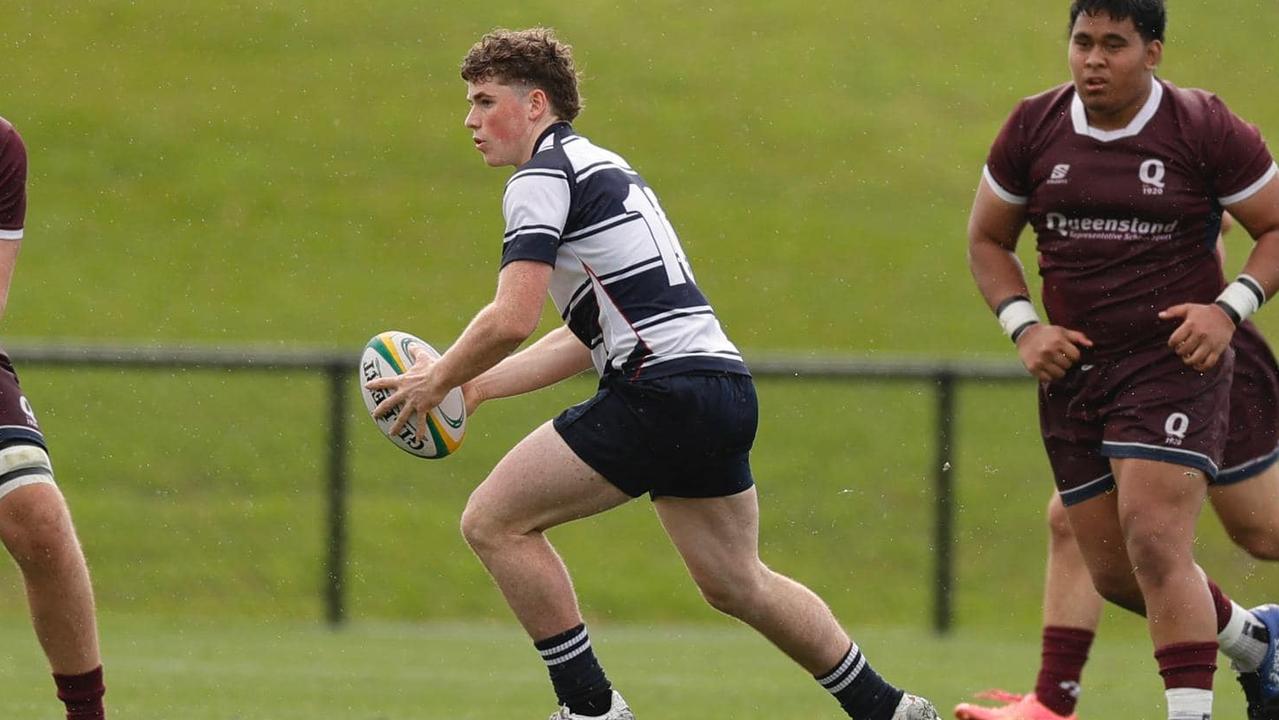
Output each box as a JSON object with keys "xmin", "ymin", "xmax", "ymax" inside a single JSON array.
[
  {"xmin": 0, "ymin": 117, "xmax": 26, "ymax": 240},
  {"xmin": 985, "ymin": 78, "xmax": 1276, "ymax": 358}
]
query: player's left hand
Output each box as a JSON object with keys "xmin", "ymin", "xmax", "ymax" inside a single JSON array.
[
  {"xmin": 366, "ymin": 348, "xmax": 448, "ymax": 441},
  {"xmin": 1159, "ymin": 302, "xmax": 1235, "ymax": 372}
]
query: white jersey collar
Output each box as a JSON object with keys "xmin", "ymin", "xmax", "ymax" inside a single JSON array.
[{"xmin": 1071, "ymin": 76, "xmax": 1162, "ymax": 142}]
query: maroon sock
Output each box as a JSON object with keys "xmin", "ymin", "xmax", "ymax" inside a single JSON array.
[
  {"xmin": 1034, "ymin": 626, "xmax": 1094, "ymax": 716},
  {"xmin": 53, "ymin": 665, "xmax": 105, "ymax": 720},
  {"xmin": 1155, "ymin": 642, "xmax": 1217, "ymax": 691},
  {"xmin": 1206, "ymin": 578, "xmax": 1233, "ymax": 633}
]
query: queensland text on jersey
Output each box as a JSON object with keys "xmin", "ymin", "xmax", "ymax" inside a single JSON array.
[{"xmin": 983, "ymin": 78, "xmax": 1277, "ymax": 357}]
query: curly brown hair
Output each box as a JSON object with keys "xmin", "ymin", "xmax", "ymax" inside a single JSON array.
[{"xmin": 460, "ymin": 28, "xmax": 582, "ymax": 122}]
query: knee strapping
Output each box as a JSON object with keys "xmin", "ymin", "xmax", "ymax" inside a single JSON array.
[{"xmin": 0, "ymin": 444, "xmax": 55, "ymax": 502}]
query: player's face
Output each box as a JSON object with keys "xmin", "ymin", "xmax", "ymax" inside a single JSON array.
[
  {"xmin": 464, "ymin": 80, "xmax": 537, "ymax": 167},
  {"xmin": 1068, "ymin": 12, "xmax": 1162, "ymax": 128}
]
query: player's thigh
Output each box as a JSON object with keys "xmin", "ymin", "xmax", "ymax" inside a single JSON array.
[
  {"xmin": 653, "ymin": 487, "xmax": 761, "ymax": 585},
  {"xmin": 464, "ymin": 420, "xmax": 632, "ymax": 535},
  {"xmin": 0, "ymin": 481, "xmax": 75, "ymax": 555},
  {"xmin": 1062, "ymin": 489, "xmax": 1133, "ymax": 589},
  {"xmin": 1111, "ymin": 457, "xmax": 1207, "ymax": 538},
  {"xmin": 1208, "ymin": 463, "xmax": 1279, "ymax": 557}
]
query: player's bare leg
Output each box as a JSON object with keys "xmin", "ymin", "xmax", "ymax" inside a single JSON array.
[
  {"xmin": 1207, "ymin": 464, "xmax": 1279, "ymax": 717},
  {"xmin": 1061, "ymin": 490, "xmax": 1145, "ymax": 614},
  {"xmin": 460, "ymin": 421, "xmax": 633, "ymax": 718},
  {"xmin": 1059, "ymin": 473, "xmax": 1279, "ymax": 720},
  {"xmin": 1040, "ymin": 495, "xmax": 1105, "ymax": 633},
  {"xmin": 955, "ymin": 494, "xmax": 1101, "ymax": 720},
  {"xmin": 1210, "ymin": 464, "xmax": 1279, "ymax": 561},
  {"xmin": 461, "ymin": 421, "xmax": 629, "ymax": 639},
  {"xmin": 655, "ymin": 488, "xmax": 938, "ymax": 720},
  {"xmin": 1110, "ymin": 459, "xmax": 1214, "ymax": 649},
  {"xmin": 0, "ymin": 481, "xmax": 105, "ymax": 719},
  {"xmin": 1066, "ymin": 459, "xmax": 1218, "ymax": 719}
]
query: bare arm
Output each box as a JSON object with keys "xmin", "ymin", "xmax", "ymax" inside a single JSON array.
[
  {"xmin": 1161, "ymin": 177, "xmax": 1279, "ymax": 371},
  {"xmin": 968, "ymin": 178, "xmax": 1092, "ymax": 380},
  {"xmin": 369, "ymin": 259, "xmax": 554, "ymax": 437},
  {"xmin": 1224, "ymin": 177, "xmax": 1279, "ymax": 298},
  {"xmin": 464, "ymin": 326, "xmax": 592, "ymax": 413},
  {"xmin": 968, "ymin": 179, "xmax": 1033, "ymax": 312},
  {"xmin": 427, "ymin": 260, "xmax": 552, "ymax": 392}
]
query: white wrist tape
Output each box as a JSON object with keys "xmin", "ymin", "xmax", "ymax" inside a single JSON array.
[
  {"xmin": 1216, "ymin": 274, "xmax": 1266, "ymax": 325},
  {"xmin": 996, "ymin": 296, "xmax": 1041, "ymax": 342}
]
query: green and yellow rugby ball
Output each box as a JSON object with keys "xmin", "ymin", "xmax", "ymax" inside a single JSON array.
[{"xmin": 360, "ymin": 331, "xmax": 467, "ymax": 459}]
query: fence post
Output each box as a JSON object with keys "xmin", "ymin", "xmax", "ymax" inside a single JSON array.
[
  {"xmin": 933, "ymin": 372, "xmax": 956, "ymax": 634},
  {"xmin": 325, "ymin": 363, "xmax": 349, "ymax": 627}
]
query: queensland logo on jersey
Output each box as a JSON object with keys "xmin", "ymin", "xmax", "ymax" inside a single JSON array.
[
  {"xmin": 18, "ymin": 396, "xmax": 38, "ymax": 429},
  {"xmin": 1139, "ymin": 159, "xmax": 1166, "ymax": 196},
  {"xmin": 1047, "ymin": 164, "xmax": 1071, "ymax": 185},
  {"xmin": 1164, "ymin": 412, "xmax": 1189, "ymax": 446},
  {"xmin": 1044, "ymin": 212, "xmax": 1179, "ymax": 239}
]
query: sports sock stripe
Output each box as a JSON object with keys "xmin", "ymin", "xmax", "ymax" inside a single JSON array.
[
  {"xmin": 538, "ymin": 627, "xmax": 592, "ymax": 666},
  {"xmin": 818, "ymin": 644, "xmax": 867, "ymax": 694}
]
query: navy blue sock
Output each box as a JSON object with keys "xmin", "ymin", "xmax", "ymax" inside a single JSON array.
[
  {"xmin": 817, "ymin": 643, "xmax": 904, "ymax": 720},
  {"xmin": 535, "ymin": 624, "xmax": 613, "ymax": 716}
]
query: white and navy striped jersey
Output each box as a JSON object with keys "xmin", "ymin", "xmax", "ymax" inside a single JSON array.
[{"xmin": 501, "ymin": 122, "xmax": 748, "ymax": 381}]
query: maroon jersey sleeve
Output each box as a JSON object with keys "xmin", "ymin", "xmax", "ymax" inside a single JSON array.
[
  {"xmin": 984, "ymin": 100, "xmax": 1034, "ymax": 204},
  {"xmin": 1199, "ymin": 94, "xmax": 1276, "ymax": 204},
  {"xmin": 0, "ymin": 119, "xmax": 27, "ymax": 240}
]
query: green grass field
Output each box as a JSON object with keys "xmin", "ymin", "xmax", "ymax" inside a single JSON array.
[
  {"xmin": 4, "ymin": 1, "xmax": 1279, "ymax": 716},
  {"xmin": 0, "ymin": 613, "xmax": 1255, "ymax": 719}
]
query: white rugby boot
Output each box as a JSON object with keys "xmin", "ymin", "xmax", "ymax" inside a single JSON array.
[
  {"xmin": 547, "ymin": 690, "xmax": 635, "ymax": 720},
  {"xmin": 892, "ymin": 692, "xmax": 942, "ymax": 720}
]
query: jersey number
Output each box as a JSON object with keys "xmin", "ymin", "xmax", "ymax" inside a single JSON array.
[{"xmin": 624, "ymin": 184, "xmax": 693, "ymax": 286}]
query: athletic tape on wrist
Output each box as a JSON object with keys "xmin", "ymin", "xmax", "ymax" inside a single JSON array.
[
  {"xmin": 996, "ymin": 296, "xmax": 1041, "ymax": 342},
  {"xmin": 1216, "ymin": 274, "xmax": 1266, "ymax": 325}
]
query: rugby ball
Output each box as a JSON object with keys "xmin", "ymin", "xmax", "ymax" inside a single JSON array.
[{"xmin": 359, "ymin": 331, "xmax": 467, "ymax": 459}]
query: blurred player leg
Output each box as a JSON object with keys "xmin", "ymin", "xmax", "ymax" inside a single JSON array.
[
  {"xmin": 0, "ymin": 480, "xmax": 105, "ymax": 720},
  {"xmin": 1209, "ymin": 465, "xmax": 1279, "ymax": 718},
  {"xmin": 1210, "ymin": 464, "xmax": 1279, "ymax": 561},
  {"xmin": 954, "ymin": 492, "xmax": 1099, "ymax": 720},
  {"xmin": 654, "ymin": 488, "xmax": 939, "ymax": 720},
  {"xmin": 460, "ymin": 421, "xmax": 633, "ymax": 719}
]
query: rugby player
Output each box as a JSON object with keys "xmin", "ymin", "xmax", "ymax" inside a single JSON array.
[
  {"xmin": 955, "ymin": 314, "xmax": 1279, "ymax": 720},
  {"xmin": 368, "ymin": 27, "xmax": 940, "ymax": 720},
  {"xmin": 965, "ymin": 1, "xmax": 1279, "ymax": 718},
  {"xmin": 0, "ymin": 117, "xmax": 106, "ymax": 719}
]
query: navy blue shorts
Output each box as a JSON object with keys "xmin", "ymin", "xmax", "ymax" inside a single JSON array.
[{"xmin": 552, "ymin": 372, "xmax": 757, "ymax": 499}]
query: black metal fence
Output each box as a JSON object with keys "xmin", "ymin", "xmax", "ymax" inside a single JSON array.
[{"xmin": 6, "ymin": 342, "xmax": 1030, "ymax": 634}]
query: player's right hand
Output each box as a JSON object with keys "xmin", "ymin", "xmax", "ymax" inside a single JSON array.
[{"xmin": 1014, "ymin": 324, "xmax": 1094, "ymax": 382}]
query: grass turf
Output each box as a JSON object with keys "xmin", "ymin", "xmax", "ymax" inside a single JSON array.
[{"xmin": 0, "ymin": 613, "xmax": 1251, "ymax": 719}]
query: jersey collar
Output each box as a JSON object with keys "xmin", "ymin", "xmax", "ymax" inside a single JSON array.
[
  {"xmin": 1070, "ymin": 76, "xmax": 1162, "ymax": 143},
  {"xmin": 533, "ymin": 121, "xmax": 574, "ymax": 155}
]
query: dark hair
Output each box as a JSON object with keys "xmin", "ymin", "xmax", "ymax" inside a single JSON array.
[
  {"xmin": 460, "ymin": 27, "xmax": 582, "ymax": 122},
  {"xmin": 1069, "ymin": 0, "xmax": 1166, "ymax": 43}
]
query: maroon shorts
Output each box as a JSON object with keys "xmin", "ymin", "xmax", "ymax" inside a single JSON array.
[
  {"xmin": 1042, "ymin": 343, "xmax": 1233, "ymax": 506},
  {"xmin": 1218, "ymin": 322, "xmax": 1279, "ymax": 484},
  {"xmin": 0, "ymin": 351, "xmax": 46, "ymax": 450}
]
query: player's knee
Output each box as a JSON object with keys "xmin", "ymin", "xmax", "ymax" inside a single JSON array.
[
  {"xmin": 691, "ymin": 563, "xmax": 767, "ymax": 618},
  {"xmin": 1089, "ymin": 568, "xmax": 1144, "ymax": 613},
  {"xmin": 1046, "ymin": 494, "xmax": 1074, "ymax": 545},
  {"xmin": 1122, "ymin": 526, "xmax": 1185, "ymax": 586},
  {"xmin": 459, "ymin": 495, "xmax": 523, "ymax": 556},
  {"xmin": 459, "ymin": 502, "xmax": 495, "ymax": 553}
]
